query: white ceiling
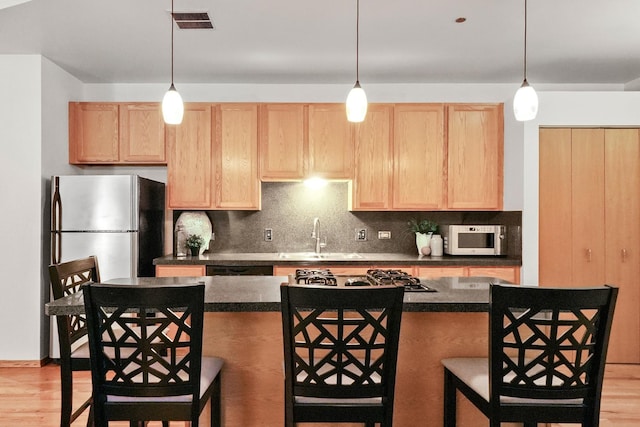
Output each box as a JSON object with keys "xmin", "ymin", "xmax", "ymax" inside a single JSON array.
[{"xmin": 1, "ymin": 0, "xmax": 639, "ymax": 86}]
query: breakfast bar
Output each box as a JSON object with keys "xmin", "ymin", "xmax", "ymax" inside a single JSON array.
[{"xmin": 46, "ymin": 275, "xmax": 508, "ymax": 427}]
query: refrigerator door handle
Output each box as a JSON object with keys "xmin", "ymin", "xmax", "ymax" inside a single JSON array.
[{"xmin": 51, "ymin": 176, "xmax": 61, "ymax": 264}]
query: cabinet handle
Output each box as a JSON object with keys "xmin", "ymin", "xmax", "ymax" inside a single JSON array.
[
  {"xmin": 622, "ymin": 249, "xmax": 628, "ymax": 262},
  {"xmin": 586, "ymin": 248, "xmax": 592, "ymax": 262}
]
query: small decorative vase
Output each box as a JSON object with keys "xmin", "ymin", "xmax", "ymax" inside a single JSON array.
[
  {"xmin": 190, "ymin": 247, "xmax": 200, "ymax": 256},
  {"xmin": 415, "ymin": 232, "xmax": 432, "ymax": 255}
]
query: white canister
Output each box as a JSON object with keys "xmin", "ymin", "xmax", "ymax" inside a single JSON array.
[{"xmin": 430, "ymin": 234, "xmax": 444, "ymax": 257}]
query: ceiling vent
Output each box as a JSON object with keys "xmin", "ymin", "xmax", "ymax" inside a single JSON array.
[{"xmin": 172, "ymin": 12, "xmax": 215, "ymax": 29}]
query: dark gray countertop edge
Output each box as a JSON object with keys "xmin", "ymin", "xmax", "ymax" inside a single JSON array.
[{"xmin": 154, "ymin": 253, "xmax": 521, "ymax": 267}]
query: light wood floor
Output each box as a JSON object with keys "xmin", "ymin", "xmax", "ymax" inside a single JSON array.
[{"xmin": 1, "ymin": 363, "xmax": 639, "ymax": 427}]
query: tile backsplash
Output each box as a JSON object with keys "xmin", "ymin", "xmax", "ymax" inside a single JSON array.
[{"xmin": 173, "ymin": 182, "xmax": 521, "ymax": 257}]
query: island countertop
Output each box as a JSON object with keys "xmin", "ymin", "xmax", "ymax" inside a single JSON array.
[
  {"xmin": 153, "ymin": 252, "xmax": 521, "ymax": 267},
  {"xmin": 45, "ymin": 275, "xmax": 511, "ymax": 316}
]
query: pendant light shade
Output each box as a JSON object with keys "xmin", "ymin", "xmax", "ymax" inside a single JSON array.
[
  {"xmin": 513, "ymin": 0, "xmax": 538, "ymax": 122},
  {"xmin": 162, "ymin": 83, "xmax": 184, "ymax": 125},
  {"xmin": 513, "ymin": 79, "xmax": 538, "ymax": 121},
  {"xmin": 346, "ymin": 0, "xmax": 367, "ymax": 123},
  {"xmin": 162, "ymin": 0, "xmax": 183, "ymax": 125},
  {"xmin": 347, "ymin": 81, "xmax": 367, "ymax": 123}
]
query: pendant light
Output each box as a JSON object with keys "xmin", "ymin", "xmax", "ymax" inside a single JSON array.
[
  {"xmin": 346, "ymin": 0, "xmax": 367, "ymax": 123},
  {"xmin": 513, "ymin": 0, "xmax": 538, "ymax": 121},
  {"xmin": 162, "ymin": 0, "xmax": 184, "ymax": 125}
]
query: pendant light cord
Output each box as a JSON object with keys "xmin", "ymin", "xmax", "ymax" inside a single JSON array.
[
  {"xmin": 355, "ymin": 0, "xmax": 360, "ymax": 83},
  {"xmin": 170, "ymin": 0, "xmax": 175, "ymax": 85},
  {"xmin": 523, "ymin": 0, "xmax": 528, "ymax": 81}
]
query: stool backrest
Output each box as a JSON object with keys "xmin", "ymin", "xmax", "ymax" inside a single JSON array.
[
  {"xmin": 280, "ymin": 283, "xmax": 405, "ymax": 400},
  {"xmin": 489, "ymin": 284, "xmax": 618, "ymax": 407},
  {"xmin": 83, "ymin": 283, "xmax": 205, "ymax": 400}
]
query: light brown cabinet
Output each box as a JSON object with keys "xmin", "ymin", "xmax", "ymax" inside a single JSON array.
[
  {"xmin": 392, "ymin": 104, "xmax": 446, "ymax": 210},
  {"xmin": 156, "ymin": 265, "xmax": 206, "ymax": 277},
  {"xmin": 259, "ymin": 104, "xmax": 306, "ymax": 180},
  {"xmin": 539, "ymin": 127, "xmax": 640, "ymax": 363},
  {"xmin": 215, "ymin": 104, "xmax": 261, "ymax": 210},
  {"xmin": 167, "ymin": 103, "xmax": 214, "ymax": 209},
  {"xmin": 260, "ymin": 103, "xmax": 354, "ymax": 181},
  {"xmin": 446, "ymin": 104, "xmax": 503, "ymax": 210},
  {"xmin": 167, "ymin": 103, "xmax": 260, "ymax": 210},
  {"xmin": 69, "ymin": 102, "xmax": 166, "ymax": 164},
  {"xmin": 349, "ymin": 104, "xmax": 393, "ymax": 210},
  {"xmin": 416, "ymin": 266, "xmax": 520, "ymax": 283}
]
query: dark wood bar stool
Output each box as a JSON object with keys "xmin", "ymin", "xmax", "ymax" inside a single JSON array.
[
  {"xmin": 49, "ymin": 255, "xmax": 101, "ymax": 427},
  {"xmin": 83, "ymin": 283, "xmax": 223, "ymax": 427},
  {"xmin": 280, "ymin": 282, "xmax": 405, "ymax": 427},
  {"xmin": 442, "ymin": 284, "xmax": 618, "ymax": 427}
]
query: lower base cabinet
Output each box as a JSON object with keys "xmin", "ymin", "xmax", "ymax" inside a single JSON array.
[
  {"xmin": 417, "ymin": 266, "xmax": 520, "ymax": 284},
  {"xmin": 155, "ymin": 265, "xmax": 205, "ymax": 277}
]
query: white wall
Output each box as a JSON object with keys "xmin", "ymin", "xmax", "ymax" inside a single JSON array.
[
  {"xmin": 521, "ymin": 91, "xmax": 640, "ymax": 285},
  {"xmin": 0, "ymin": 55, "xmax": 42, "ymax": 360}
]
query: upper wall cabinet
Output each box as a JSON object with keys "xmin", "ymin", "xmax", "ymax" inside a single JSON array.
[
  {"xmin": 260, "ymin": 104, "xmax": 355, "ymax": 181},
  {"xmin": 69, "ymin": 102, "xmax": 166, "ymax": 164},
  {"xmin": 167, "ymin": 103, "xmax": 260, "ymax": 210},
  {"xmin": 446, "ymin": 104, "xmax": 504, "ymax": 210},
  {"xmin": 259, "ymin": 104, "xmax": 306, "ymax": 180},
  {"xmin": 392, "ymin": 104, "xmax": 446, "ymax": 210},
  {"xmin": 351, "ymin": 103, "xmax": 501, "ymax": 211},
  {"xmin": 166, "ymin": 103, "xmax": 213, "ymax": 209},
  {"xmin": 215, "ymin": 104, "xmax": 261, "ymax": 210}
]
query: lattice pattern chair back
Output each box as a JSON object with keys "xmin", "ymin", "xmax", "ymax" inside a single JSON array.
[
  {"xmin": 281, "ymin": 283, "xmax": 405, "ymax": 426},
  {"xmin": 49, "ymin": 255, "xmax": 100, "ymax": 347},
  {"xmin": 489, "ymin": 284, "xmax": 618, "ymax": 405},
  {"xmin": 48, "ymin": 255, "xmax": 101, "ymax": 426},
  {"xmin": 83, "ymin": 283, "xmax": 205, "ymax": 400}
]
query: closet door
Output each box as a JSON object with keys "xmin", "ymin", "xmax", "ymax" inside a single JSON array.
[
  {"xmin": 539, "ymin": 128, "xmax": 573, "ymax": 286},
  {"xmin": 570, "ymin": 129, "xmax": 606, "ymax": 286},
  {"xmin": 604, "ymin": 129, "xmax": 640, "ymax": 363}
]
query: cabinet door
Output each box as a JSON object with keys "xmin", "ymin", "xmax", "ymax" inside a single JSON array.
[
  {"xmin": 604, "ymin": 129, "xmax": 640, "ymax": 363},
  {"xmin": 350, "ymin": 104, "xmax": 393, "ymax": 210},
  {"xmin": 416, "ymin": 267, "xmax": 466, "ymax": 278},
  {"xmin": 69, "ymin": 102, "xmax": 119, "ymax": 164},
  {"xmin": 308, "ymin": 104, "xmax": 354, "ymax": 179},
  {"xmin": 119, "ymin": 103, "xmax": 166, "ymax": 163},
  {"xmin": 446, "ymin": 104, "xmax": 503, "ymax": 210},
  {"xmin": 214, "ymin": 104, "xmax": 260, "ymax": 210},
  {"xmin": 539, "ymin": 128, "xmax": 573, "ymax": 286},
  {"xmin": 156, "ymin": 265, "xmax": 206, "ymax": 277},
  {"xmin": 467, "ymin": 267, "xmax": 520, "ymax": 284},
  {"xmin": 260, "ymin": 104, "xmax": 305, "ymax": 180},
  {"xmin": 166, "ymin": 103, "xmax": 213, "ymax": 209},
  {"xmin": 392, "ymin": 104, "xmax": 446, "ymax": 210},
  {"xmin": 571, "ymin": 129, "xmax": 606, "ymax": 286}
]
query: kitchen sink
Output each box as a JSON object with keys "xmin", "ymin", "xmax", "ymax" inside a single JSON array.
[{"xmin": 278, "ymin": 252, "xmax": 364, "ymax": 260}]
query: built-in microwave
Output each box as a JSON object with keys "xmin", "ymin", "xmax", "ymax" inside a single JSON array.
[{"xmin": 441, "ymin": 225, "xmax": 507, "ymax": 256}]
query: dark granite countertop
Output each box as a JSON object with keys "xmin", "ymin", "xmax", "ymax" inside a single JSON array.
[
  {"xmin": 45, "ymin": 275, "xmax": 511, "ymax": 315},
  {"xmin": 153, "ymin": 252, "xmax": 521, "ymax": 267}
]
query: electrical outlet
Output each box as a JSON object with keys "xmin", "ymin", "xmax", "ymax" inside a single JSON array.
[
  {"xmin": 378, "ymin": 231, "xmax": 391, "ymax": 239},
  {"xmin": 355, "ymin": 228, "xmax": 367, "ymax": 241},
  {"xmin": 264, "ymin": 228, "xmax": 273, "ymax": 242}
]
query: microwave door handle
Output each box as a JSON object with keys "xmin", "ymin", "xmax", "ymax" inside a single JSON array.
[{"xmin": 51, "ymin": 177, "xmax": 62, "ymax": 264}]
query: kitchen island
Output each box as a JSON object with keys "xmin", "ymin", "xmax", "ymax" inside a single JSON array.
[{"xmin": 46, "ymin": 275, "xmax": 510, "ymax": 427}]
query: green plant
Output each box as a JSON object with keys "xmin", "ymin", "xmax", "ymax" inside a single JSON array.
[
  {"xmin": 185, "ymin": 234, "xmax": 205, "ymax": 249},
  {"xmin": 407, "ymin": 218, "xmax": 438, "ymax": 234}
]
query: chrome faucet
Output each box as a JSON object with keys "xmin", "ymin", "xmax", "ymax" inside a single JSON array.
[{"xmin": 311, "ymin": 217, "xmax": 323, "ymax": 254}]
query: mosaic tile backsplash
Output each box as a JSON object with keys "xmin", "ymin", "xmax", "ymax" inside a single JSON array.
[{"xmin": 173, "ymin": 182, "xmax": 521, "ymax": 257}]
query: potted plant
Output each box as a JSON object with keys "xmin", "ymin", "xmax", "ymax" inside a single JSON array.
[
  {"xmin": 408, "ymin": 219, "xmax": 439, "ymax": 255},
  {"xmin": 186, "ymin": 234, "xmax": 205, "ymax": 256}
]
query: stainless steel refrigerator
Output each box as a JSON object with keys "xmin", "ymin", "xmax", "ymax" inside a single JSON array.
[{"xmin": 50, "ymin": 174, "xmax": 165, "ymax": 280}]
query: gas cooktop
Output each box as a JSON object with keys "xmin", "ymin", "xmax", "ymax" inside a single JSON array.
[{"xmin": 293, "ymin": 268, "xmax": 436, "ymax": 292}]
